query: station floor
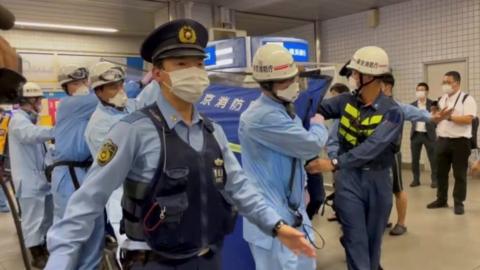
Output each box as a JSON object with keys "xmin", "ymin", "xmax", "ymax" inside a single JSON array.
[{"xmin": 0, "ymin": 170, "xmax": 479, "ymax": 270}]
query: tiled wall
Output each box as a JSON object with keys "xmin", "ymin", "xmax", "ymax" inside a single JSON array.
[{"xmin": 320, "ymin": 0, "xmax": 480, "ymax": 163}]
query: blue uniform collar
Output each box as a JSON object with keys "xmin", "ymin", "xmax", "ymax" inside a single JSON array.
[
  {"xmin": 18, "ymin": 108, "xmax": 37, "ymax": 122},
  {"xmin": 259, "ymin": 93, "xmax": 287, "ymax": 110},
  {"xmin": 356, "ymin": 91, "xmax": 385, "ymax": 111},
  {"xmin": 155, "ymin": 87, "xmax": 202, "ymax": 129},
  {"xmin": 97, "ymin": 101, "xmax": 126, "ymax": 115}
]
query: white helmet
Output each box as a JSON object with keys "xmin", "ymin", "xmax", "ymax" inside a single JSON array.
[
  {"xmin": 21, "ymin": 82, "xmax": 43, "ymax": 98},
  {"xmin": 58, "ymin": 64, "xmax": 89, "ymax": 87},
  {"xmin": 89, "ymin": 62, "xmax": 125, "ymax": 90},
  {"xmin": 252, "ymin": 43, "xmax": 298, "ymax": 82},
  {"xmin": 346, "ymin": 46, "xmax": 390, "ymax": 76}
]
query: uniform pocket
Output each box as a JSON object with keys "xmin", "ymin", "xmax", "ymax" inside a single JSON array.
[
  {"xmin": 162, "ymin": 167, "xmax": 189, "ymax": 195},
  {"xmin": 143, "ymin": 192, "xmax": 190, "ymax": 250}
]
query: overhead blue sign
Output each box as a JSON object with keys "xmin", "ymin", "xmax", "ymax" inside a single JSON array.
[
  {"xmin": 251, "ymin": 37, "xmax": 310, "ymax": 63},
  {"xmin": 282, "ymin": 41, "xmax": 309, "ymax": 62},
  {"xmin": 204, "ymin": 46, "xmax": 216, "ymax": 66}
]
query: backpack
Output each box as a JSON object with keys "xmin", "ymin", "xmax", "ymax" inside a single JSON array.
[{"xmin": 459, "ymin": 94, "xmax": 478, "ymax": 149}]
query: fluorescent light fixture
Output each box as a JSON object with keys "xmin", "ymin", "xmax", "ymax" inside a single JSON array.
[
  {"xmin": 216, "ymin": 59, "xmax": 234, "ymax": 66},
  {"xmin": 15, "ymin": 21, "xmax": 118, "ymax": 33},
  {"xmin": 216, "ymin": 47, "xmax": 233, "ymax": 56},
  {"xmin": 265, "ymin": 41, "xmax": 284, "ymax": 46}
]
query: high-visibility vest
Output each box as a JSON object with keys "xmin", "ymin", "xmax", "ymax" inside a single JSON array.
[
  {"xmin": 0, "ymin": 114, "xmax": 10, "ymax": 155},
  {"xmin": 338, "ymin": 103, "xmax": 383, "ymax": 146}
]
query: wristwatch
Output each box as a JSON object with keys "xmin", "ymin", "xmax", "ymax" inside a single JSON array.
[
  {"xmin": 272, "ymin": 220, "xmax": 287, "ymax": 237},
  {"xmin": 331, "ymin": 158, "xmax": 340, "ymax": 171}
]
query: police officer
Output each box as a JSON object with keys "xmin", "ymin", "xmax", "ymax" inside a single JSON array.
[
  {"xmin": 49, "ymin": 64, "xmax": 100, "ymax": 269},
  {"xmin": 239, "ymin": 44, "xmax": 327, "ymax": 270},
  {"xmin": 8, "ymin": 82, "xmax": 54, "ymax": 268},
  {"xmin": 45, "ymin": 19, "xmax": 315, "ymax": 270},
  {"xmin": 306, "ymin": 46, "xmax": 403, "ymax": 270}
]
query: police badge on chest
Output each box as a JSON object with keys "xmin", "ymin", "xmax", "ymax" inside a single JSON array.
[{"xmin": 213, "ymin": 158, "xmax": 225, "ymax": 185}]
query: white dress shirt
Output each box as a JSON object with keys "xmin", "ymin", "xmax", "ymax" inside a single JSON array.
[
  {"xmin": 437, "ymin": 90, "xmax": 477, "ymax": 138},
  {"xmin": 415, "ymin": 100, "xmax": 427, "ymax": 132}
]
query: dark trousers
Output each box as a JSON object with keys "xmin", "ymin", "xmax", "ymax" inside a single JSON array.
[
  {"xmin": 436, "ymin": 137, "xmax": 471, "ymax": 204},
  {"xmin": 410, "ymin": 132, "xmax": 437, "ymax": 184},
  {"xmin": 392, "ymin": 152, "xmax": 403, "ymax": 193},
  {"xmin": 306, "ymin": 172, "xmax": 325, "ymax": 219},
  {"xmin": 335, "ymin": 168, "xmax": 392, "ymax": 270}
]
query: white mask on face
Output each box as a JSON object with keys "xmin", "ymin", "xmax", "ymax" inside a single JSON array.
[
  {"xmin": 348, "ymin": 76, "xmax": 358, "ymax": 91},
  {"xmin": 276, "ymin": 81, "xmax": 300, "ymax": 102},
  {"xmin": 442, "ymin": 84, "xmax": 454, "ymax": 95},
  {"xmin": 108, "ymin": 90, "xmax": 128, "ymax": 108},
  {"xmin": 163, "ymin": 67, "xmax": 210, "ymax": 104},
  {"xmin": 72, "ymin": 85, "xmax": 90, "ymax": 96},
  {"xmin": 415, "ymin": 90, "xmax": 426, "ymax": 99}
]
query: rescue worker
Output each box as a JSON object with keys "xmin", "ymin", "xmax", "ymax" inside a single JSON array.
[
  {"xmin": 239, "ymin": 44, "xmax": 327, "ymax": 270},
  {"xmin": 49, "ymin": 64, "xmax": 100, "ymax": 269},
  {"xmin": 306, "ymin": 46, "xmax": 403, "ymax": 270},
  {"xmin": 8, "ymin": 82, "xmax": 54, "ymax": 268},
  {"xmin": 45, "ymin": 19, "xmax": 315, "ymax": 270},
  {"xmin": 84, "ymin": 61, "xmax": 141, "ymax": 260}
]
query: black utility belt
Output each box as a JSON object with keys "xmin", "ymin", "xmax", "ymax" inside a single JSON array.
[
  {"xmin": 120, "ymin": 248, "xmax": 212, "ymax": 265},
  {"xmin": 44, "ymin": 160, "xmax": 92, "ymax": 189}
]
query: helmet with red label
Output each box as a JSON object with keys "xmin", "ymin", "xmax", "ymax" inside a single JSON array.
[
  {"xmin": 252, "ymin": 43, "xmax": 298, "ymax": 82},
  {"xmin": 346, "ymin": 46, "xmax": 390, "ymax": 76}
]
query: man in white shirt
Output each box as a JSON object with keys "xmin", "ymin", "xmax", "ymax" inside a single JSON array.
[
  {"xmin": 410, "ymin": 82, "xmax": 438, "ymax": 188},
  {"xmin": 427, "ymin": 71, "xmax": 477, "ymax": 215}
]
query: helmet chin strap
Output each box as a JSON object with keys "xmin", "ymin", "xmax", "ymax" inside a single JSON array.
[
  {"xmin": 354, "ymin": 74, "xmax": 376, "ymax": 96},
  {"xmin": 99, "ymin": 99, "xmax": 125, "ymax": 111}
]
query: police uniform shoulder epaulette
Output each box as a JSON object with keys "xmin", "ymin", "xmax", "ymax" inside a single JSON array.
[{"xmin": 121, "ymin": 110, "xmax": 147, "ymax": 124}]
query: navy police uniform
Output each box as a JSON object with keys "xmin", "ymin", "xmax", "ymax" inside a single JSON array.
[
  {"xmin": 45, "ymin": 19, "xmax": 283, "ymax": 270},
  {"xmin": 318, "ymin": 91, "xmax": 403, "ymax": 270}
]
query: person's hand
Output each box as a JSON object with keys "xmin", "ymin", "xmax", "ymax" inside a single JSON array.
[
  {"xmin": 140, "ymin": 71, "xmax": 153, "ymax": 87},
  {"xmin": 305, "ymin": 158, "xmax": 334, "ymax": 173},
  {"xmin": 276, "ymin": 225, "xmax": 316, "ymax": 258},
  {"xmin": 310, "ymin": 114, "xmax": 325, "ymax": 125},
  {"xmin": 0, "ymin": 36, "xmax": 18, "ymax": 71},
  {"xmin": 470, "ymin": 160, "xmax": 480, "ymax": 175},
  {"xmin": 432, "ymin": 108, "xmax": 453, "ymax": 123}
]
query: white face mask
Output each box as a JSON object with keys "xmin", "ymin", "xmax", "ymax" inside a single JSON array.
[
  {"xmin": 348, "ymin": 76, "xmax": 358, "ymax": 91},
  {"xmin": 108, "ymin": 90, "xmax": 128, "ymax": 108},
  {"xmin": 442, "ymin": 84, "xmax": 454, "ymax": 95},
  {"xmin": 72, "ymin": 85, "xmax": 90, "ymax": 96},
  {"xmin": 415, "ymin": 90, "xmax": 426, "ymax": 99},
  {"xmin": 163, "ymin": 67, "xmax": 210, "ymax": 104},
  {"xmin": 276, "ymin": 81, "xmax": 300, "ymax": 102}
]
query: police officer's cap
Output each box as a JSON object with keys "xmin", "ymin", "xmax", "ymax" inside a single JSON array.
[
  {"xmin": 141, "ymin": 19, "xmax": 208, "ymax": 63},
  {"xmin": 339, "ymin": 60, "xmax": 352, "ymax": 77}
]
